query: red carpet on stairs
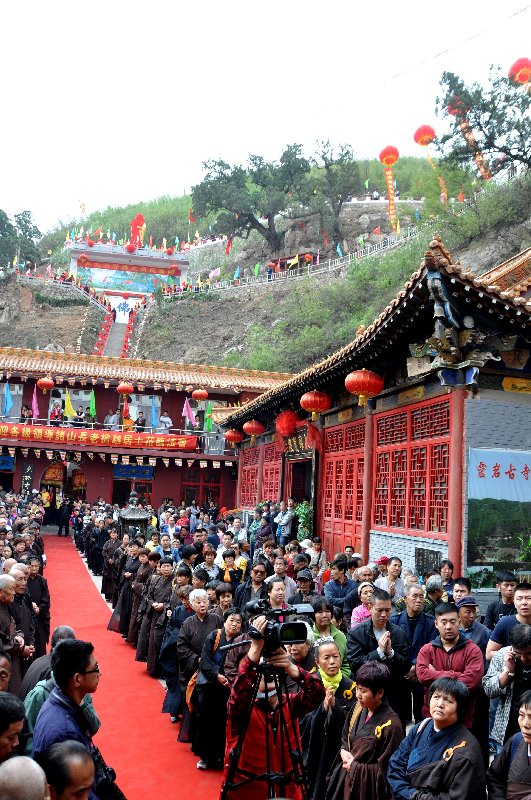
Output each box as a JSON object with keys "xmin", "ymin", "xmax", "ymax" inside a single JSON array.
[{"xmin": 44, "ymin": 535, "xmax": 222, "ymax": 799}]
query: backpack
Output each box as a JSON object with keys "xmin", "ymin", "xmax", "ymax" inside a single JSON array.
[{"xmin": 185, "ymin": 627, "xmax": 222, "ymax": 712}]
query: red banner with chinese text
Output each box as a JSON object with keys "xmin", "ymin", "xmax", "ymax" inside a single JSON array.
[
  {"xmin": 0, "ymin": 423, "xmax": 197, "ymax": 451},
  {"xmin": 77, "ymin": 259, "xmax": 181, "ymax": 277}
]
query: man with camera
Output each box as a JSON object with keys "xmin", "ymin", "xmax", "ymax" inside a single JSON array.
[{"xmin": 221, "ymin": 614, "xmax": 325, "ymax": 799}]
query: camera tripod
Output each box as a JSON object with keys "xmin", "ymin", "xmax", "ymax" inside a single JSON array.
[{"xmin": 220, "ymin": 659, "xmax": 309, "ymax": 800}]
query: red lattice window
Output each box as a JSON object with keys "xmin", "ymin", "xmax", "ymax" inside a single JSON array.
[
  {"xmin": 356, "ymin": 458, "xmax": 364, "ymax": 522},
  {"xmin": 241, "ymin": 446, "xmax": 260, "ymax": 467},
  {"xmin": 411, "ymin": 401, "xmax": 450, "ymax": 440},
  {"xmin": 390, "ymin": 449, "xmax": 407, "ymax": 528},
  {"xmin": 324, "ymin": 428, "xmax": 344, "ymax": 453},
  {"xmin": 263, "ymin": 443, "xmax": 282, "ymax": 463},
  {"xmin": 324, "ymin": 461, "xmax": 334, "ymax": 518},
  {"xmin": 262, "ymin": 464, "xmax": 281, "ymax": 502},
  {"xmin": 429, "ymin": 443, "xmax": 449, "ymax": 533},
  {"xmin": 374, "ymin": 452, "xmax": 390, "ymax": 526},
  {"xmin": 376, "ymin": 412, "xmax": 408, "ymax": 446},
  {"xmin": 344, "ymin": 458, "xmax": 355, "ymax": 521},
  {"xmin": 240, "ymin": 466, "xmax": 258, "ymax": 508},
  {"xmin": 345, "ymin": 421, "xmax": 365, "ymax": 451},
  {"xmin": 409, "ymin": 446, "xmax": 427, "ymax": 530},
  {"xmin": 333, "ymin": 460, "xmax": 344, "ymax": 520}
]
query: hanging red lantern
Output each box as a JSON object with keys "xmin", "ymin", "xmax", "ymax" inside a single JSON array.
[
  {"xmin": 224, "ymin": 429, "xmax": 244, "ymax": 445},
  {"xmin": 509, "ymin": 57, "xmax": 531, "ymax": 85},
  {"xmin": 300, "ymin": 390, "xmax": 331, "ymax": 421},
  {"xmin": 87, "ymin": 239, "xmax": 95, "ymax": 247},
  {"xmin": 243, "ymin": 419, "xmax": 266, "ymax": 445},
  {"xmin": 345, "ymin": 369, "xmax": 384, "ymax": 406},
  {"xmin": 379, "ymin": 146, "xmax": 399, "ymax": 167},
  {"xmin": 116, "ymin": 381, "xmax": 134, "ymax": 396},
  {"xmin": 192, "ymin": 388, "xmax": 209, "ymax": 401},
  {"xmin": 166, "ymin": 247, "xmax": 174, "ymax": 256},
  {"xmin": 125, "ymin": 242, "xmax": 136, "ymax": 254},
  {"xmin": 413, "ymin": 125, "xmax": 436, "ymax": 147},
  {"xmin": 275, "ymin": 409, "xmax": 299, "ymax": 437},
  {"xmin": 37, "ymin": 376, "xmax": 54, "ymax": 394},
  {"xmin": 378, "ymin": 146, "xmax": 399, "ymax": 231}
]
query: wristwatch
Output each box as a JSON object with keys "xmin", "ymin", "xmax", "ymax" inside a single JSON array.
[{"xmin": 503, "ymin": 667, "xmax": 515, "ymax": 677}]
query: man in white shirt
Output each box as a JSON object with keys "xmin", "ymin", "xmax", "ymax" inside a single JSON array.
[
  {"xmin": 375, "ymin": 556, "xmax": 405, "ymax": 605},
  {"xmin": 274, "ymin": 499, "xmax": 294, "ymax": 546},
  {"xmin": 264, "ymin": 556, "xmax": 297, "ymax": 602},
  {"xmin": 158, "ymin": 411, "xmax": 173, "ymax": 431}
]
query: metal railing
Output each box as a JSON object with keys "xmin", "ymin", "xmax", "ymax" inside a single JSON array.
[{"xmin": 16, "ymin": 274, "xmax": 108, "ymax": 312}]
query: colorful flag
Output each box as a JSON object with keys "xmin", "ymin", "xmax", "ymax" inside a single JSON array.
[
  {"xmin": 254, "ymin": 263, "xmax": 260, "ymax": 277},
  {"xmin": 3, "ymin": 383, "xmax": 13, "ymax": 417},
  {"xmin": 195, "ymin": 230, "xmax": 200, "ymax": 239},
  {"xmin": 89, "ymin": 389, "xmax": 96, "ymax": 418},
  {"xmin": 323, "ymin": 233, "xmax": 328, "ymax": 245},
  {"xmin": 188, "ymin": 208, "xmax": 196, "ymax": 223},
  {"xmin": 336, "ymin": 243, "xmax": 343, "ymax": 257},
  {"xmin": 233, "ymin": 266, "xmax": 240, "ymax": 280},
  {"xmin": 94, "ymin": 227, "xmax": 102, "ymax": 238},
  {"xmin": 149, "ymin": 235, "xmax": 153, "ymax": 248},
  {"xmin": 112, "ymin": 231, "xmax": 116, "ymax": 242},
  {"xmin": 209, "ymin": 267, "xmax": 221, "ymax": 279},
  {"xmin": 364, "ymin": 179, "xmax": 369, "ymax": 190},
  {"xmin": 32, "ymin": 384, "xmax": 40, "ymax": 419},
  {"xmin": 415, "ymin": 208, "xmax": 421, "ymax": 221},
  {"xmin": 225, "ymin": 237, "xmax": 232, "ymax": 255},
  {"xmin": 372, "ymin": 226, "xmax": 381, "ymax": 235},
  {"xmin": 182, "ymin": 398, "xmax": 197, "ymax": 427},
  {"xmin": 175, "ymin": 236, "xmax": 179, "ymax": 246},
  {"xmin": 396, "ymin": 218, "xmax": 401, "ymax": 234},
  {"xmin": 106, "ymin": 228, "xmax": 111, "ymax": 239},
  {"xmin": 316, "ymin": 249, "xmax": 320, "ymax": 266},
  {"xmin": 64, "ymin": 390, "xmax": 76, "ymax": 418},
  {"xmin": 289, "ymin": 255, "xmax": 298, "ymax": 267},
  {"xmin": 151, "ymin": 395, "xmax": 158, "ymax": 429},
  {"xmin": 205, "ymin": 401, "xmax": 213, "ymax": 432},
  {"xmin": 122, "ymin": 396, "xmax": 129, "ymax": 418}
]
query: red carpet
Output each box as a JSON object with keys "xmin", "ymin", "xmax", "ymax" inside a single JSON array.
[{"xmin": 44, "ymin": 535, "xmax": 222, "ymax": 799}]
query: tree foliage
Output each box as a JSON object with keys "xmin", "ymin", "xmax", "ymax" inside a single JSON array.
[
  {"xmin": 0, "ymin": 209, "xmax": 41, "ymax": 266},
  {"xmin": 436, "ymin": 68, "xmax": 531, "ymax": 173},
  {"xmin": 192, "ymin": 145, "xmax": 310, "ymax": 252}
]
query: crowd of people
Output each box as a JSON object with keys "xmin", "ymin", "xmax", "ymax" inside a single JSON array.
[{"xmin": 0, "ymin": 488, "xmax": 529, "ymax": 799}]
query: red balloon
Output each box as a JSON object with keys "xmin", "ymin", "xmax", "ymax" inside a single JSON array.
[
  {"xmin": 509, "ymin": 57, "xmax": 531, "ymax": 84},
  {"xmin": 125, "ymin": 242, "xmax": 136, "ymax": 254},
  {"xmin": 166, "ymin": 247, "xmax": 174, "ymax": 256},
  {"xmin": 413, "ymin": 125, "xmax": 436, "ymax": 146},
  {"xmin": 87, "ymin": 239, "xmax": 95, "ymax": 247},
  {"xmin": 379, "ymin": 146, "xmax": 399, "ymax": 167}
]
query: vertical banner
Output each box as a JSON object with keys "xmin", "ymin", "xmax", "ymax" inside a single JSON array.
[
  {"xmin": 20, "ymin": 464, "xmax": 34, "ymax": 496},
  {"xmin": 467, "ymin": 448, "xmax": 531, "ymax": 580}
]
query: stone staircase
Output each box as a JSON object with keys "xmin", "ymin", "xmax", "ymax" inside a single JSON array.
[{"xmin": 103, "ymin": 323, "xmax": 127, "ymax": 357}]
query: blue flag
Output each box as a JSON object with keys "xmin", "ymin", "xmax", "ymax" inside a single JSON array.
[
  {"xmin": 3, "ymin": 383, "xmax": 13, "ymax": 417},
  {"xmin": 151, "ymin": 395, "xmax": 158, "ymax": 430},
  {"xmin": 336, "ymin": 243, "xmax": 343, "ymax": 257},
  {"xmin": 233, "ymin": 266, "xmax": 240, "ymax": 280},
  {"xmin": 415, "ymin": 208, "xmax": 421, "ymax": 221}
]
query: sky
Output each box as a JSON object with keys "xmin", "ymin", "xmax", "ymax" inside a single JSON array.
[{"xmin": 2, "ymin": 0, "xmax": 529, "ymax": 234}]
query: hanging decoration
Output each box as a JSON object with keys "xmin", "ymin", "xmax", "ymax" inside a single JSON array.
[
  {"xmin": 413, "ymin": 125, "xmax": 448, "ymax": 205},
  {"xmin": 37, "ymin": 376, "xmax": 54, "ymax": 394},
  {"xmin": 306, "ymin": 423, "xmax": 322, "ymax": 451},
  {"xmin": 224, "ymin": 429, "xmax": 244, "ymax": 445},
  {"xmin": 242, "ymin": 419, "xmax": 266, "ymax": 445},
  {"xmin": 300, "ymin": 390, "xmax": 331, "ymax": 421},
  {"xmin": 345, "ymin": 369, "xmax": 385, "ymax": 406},
  {"xmin": 275, "ymin": 410, "xmax": 299, "ymax": 438},
  {"xmin": 447, "ymin": 96, "xmax": 492, "ymax": 180},
  {"xmin": 116, "ymin": 381, "xmax": 134, "ymax": 396},
  {"xmin": 378, "ymin": 146, "xmax": 399, "ymax": 230},
  {"xmin": 34, "ymin": 449, "xmax": 41, "ymax": 458},
  {"xmin": 148, "ymin": 457, "xmax": 157, "ymax": 466},
  {"xmin": 192, "ymin": 388, "xmax": 209, "ymax": 402},
  {"xmin": 508, "ymin": 57, "xmax": 531, "ymax": 87},
  {"xmin": 46, "ymin": 450, "xmax": 53, "ymax": 460}
]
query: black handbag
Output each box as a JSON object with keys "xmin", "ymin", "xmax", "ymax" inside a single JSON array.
[{"xmin": 91, "ymin": 744, "xmax": 128, "ymax": 800}]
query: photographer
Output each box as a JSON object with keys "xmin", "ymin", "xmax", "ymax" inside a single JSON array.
[{"xmin": 221, "ymin": 615, "xmax": 325, "ymax": 799}]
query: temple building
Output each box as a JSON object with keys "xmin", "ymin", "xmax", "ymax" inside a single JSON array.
[
  {"xmin": 0, "ymin": 348, "xmax": 290, "ymax": 509},
  {"xmin": 224, "ymin": 236, "xmax": 531, "ymax": 577}
]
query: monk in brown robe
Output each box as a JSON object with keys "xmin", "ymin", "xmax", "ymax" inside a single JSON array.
[
  {"xmin": 127, "ymin": 550, "xmax": 159, "ymax": 646},
  {"xmin": 0, "ymin": 575, "xmax": 25, "ymax": 694},
  {"xmin": 136, "ymin": 558, "xmax": 174, "ymax": 675}
]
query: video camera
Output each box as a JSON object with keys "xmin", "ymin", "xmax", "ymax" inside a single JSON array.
[{"xmin": 245, "ymin": 598, "xmax": 314, "ymax": 655}]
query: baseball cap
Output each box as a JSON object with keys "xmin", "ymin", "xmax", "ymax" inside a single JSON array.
[
  {"xmin": 375, "ymin": 556, "xmax": 390, "ymax": 565},
  {"xmin": 296, "ymin": 568, "xmax": 313, "ymax": 582},
  {"xmin": 455, "ymin": 595, "xmax": 478, "ymax": 608}
]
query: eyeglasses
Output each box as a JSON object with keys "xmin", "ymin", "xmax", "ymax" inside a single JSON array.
[{"xmin": 83, "ymin": 665, "xmax": 101, "ymax": 675}]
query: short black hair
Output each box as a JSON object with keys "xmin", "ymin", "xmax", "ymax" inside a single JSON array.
[
  {"xmin": 51, "ymin": 640, "xmax": 94, "ymax": 690},
  {"xmin": 454, "ymin": 577, "xmax": 472, "ymax": 592},
  {"xmin": 159, "ymin": 557, "xmax": 174, "ymax": 566},
  {"xmin": 355, "ymin": 662, "xmax": 391, "ymax": 695},
  {"xmin": 223, "ymin": 607, "xmax": 243, "ymax": 622},
  {"xmin": 440, "ymin": 559, "xmax": 454, "ymax": 572},
  {"xmin": 496, "ymin": 570, "xmax": 516, "ymax": 584},
  {"xmin": 0, "ymin": 692, "xmax": 24, "ymax": 735},
  {"xmin": 331, "ymin": 558, "xmax": 347, "ymax": 572},
  {"xmin": 215, "ymin": 582, "xmax": 234, "ymax": 599},
  {"xmin": 192, "ymin": 567, "xmax": 209, "ymax": 584},
  {"xmin": 371, "ymin": 588, "xmax": 391, "ymax": 604},
  {"xmin": 176, "ymin": 565, "xmax": 192, "ymax": 577},
  {"xmin": 312, "ymin": 596, "xmax": 334, "ymax": 614},
  {"xmin": 222, "ymin": 549, "xmax": 236, "ymax": 559},
  {"xmin": 180, "ymin": 546, "xmax": 196, "ymax": 560},
  {"xmin": 510, "ymin": 623, "xmax": 531, "ymax": 649},
  {"xmin": 519, "ymin": 689, "xmax": 531, "ymax": 711},
  {"xmin": 428, "ymin": 677, "xmax": 469, "ymax": 721},
  {"xmin": 36, "ymin": 740, "xmax": 93, "ymax": 794},
  {"xmin": 50, "ymin": 626, "xmax": 76, "ymax": 649},
  {"xmin": 434, "ymin": 602, "xmax": 459, "ymax": 618},
  {"xmin": 293, "ymin": 554, "xmax": 309, "ymax": 566},
  {"xmin": 515, "ymin": 582, "xmax": 531, "ymax": 593}
]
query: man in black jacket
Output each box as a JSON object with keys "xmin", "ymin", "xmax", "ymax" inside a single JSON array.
[
  {"xmin": 234, "ymin": 563, "xmax": 268, "ymax": 615},
  {"xmin": 346, "ymin": 587, "xmax": 411, "ymax": 716}
]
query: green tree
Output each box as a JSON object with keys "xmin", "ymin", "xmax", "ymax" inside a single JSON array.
[
  {"xmin": 14, "ymin": 211, "xmax": 41, "ymax": 263},
  {"xmin": 192, "ymin": 145, "xmax": 310, "ymax": 252},
  {"xmin": 0, "ymin": 211, "xmax": 18, "ymax": 267},
  {"xmin": 436, "ymin": 68, "xmax": 531, "ymax": 172}
]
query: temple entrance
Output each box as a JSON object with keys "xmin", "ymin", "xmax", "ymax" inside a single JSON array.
[
  {"xmin": 286, "ymin": 458, "xmax": 312, "ymax": 503},
  {"xmin": 112, "ymin": 479, "xmax": 152, "ymax": 507},
  {"xmin": 181, "ymin": 466, "xmax": 221, "ymax": 509},
  {"xmin": 68, "ymin": 468, "xmax": 87, "ymax": 501}
]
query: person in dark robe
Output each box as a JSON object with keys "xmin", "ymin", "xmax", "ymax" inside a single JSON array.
[
  {"xmin": 26, "ymin": 556, "xmax": 50, "ymax": 659},
  {"xmin": 101, "ymin": 528, "xmax": 120, "ymax": 601},
  {"xmin": 135, "ymin": 558, "xmax": 174, "ymax": 674},
  {"xmin": 302, "ymin": 636, "xmax": 356, "ymax": 799},
  {"xmin": 10, "ymin": 565, "xmax": 35, "ymax": 677},
  {"xmin": 107, "ymin": 541, "xmax": 141, "ymax": 637},
  {"xmin": 487, "ymin": 688, "xmax": 531, "ymax": 800},
  {"xmin": 193, "ymin": 607, "xmax": 243, "ymax": 769},
  {"xmin": 127, "ymin": 550, "xmax": 159, "ymax": 646},
  {"xmin": 0, "ymin": 574, "xmax": 25, "ymax": 694},
  {"xmin": 325, "ymin": 661, "xmax": 402, "ymax": 800},
  {"xmin": 111, "ymin": 533, "xmax": 130, "ymax": 608},
  {"xmin": 91, "ymin": 519, "xmax": 109, "ymax": 576},
  {"xmin": 387, "ymin": 677, "xmax": 485, "ymax": 800},
  {"xmin": 160, "ymin": 585, "xmax": 194, "ymax": 721},
  {"xmin": 176, "ymin": 588, "xmax": 223, "ymax": 743}
]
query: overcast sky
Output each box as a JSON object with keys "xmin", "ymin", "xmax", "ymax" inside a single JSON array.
[{"xmin": 2, "ymin": 0, "xmax": 529, "ymax": 234}]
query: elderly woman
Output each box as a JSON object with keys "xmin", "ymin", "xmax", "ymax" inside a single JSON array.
[
  {"xmin": 387, "ymin": 677, "xmax": 485, "ymax": 800},
  {"xmin": 350, "ymin": 581, "xmax": 374, "ymax": 628},
  {"xmin": 326, "ymin": 662, "xmax": 403, "ymax": 800},
  {"xmin": 176, "ymin": 588, "xmax": 223, "ymax": 743},
  {"xmin": 193, "ymin": 607, "xmax": 243, "ymax": 770},
  {"xmin": 303, "ymin": 636, "xmax": 356, "ymax": 799},
  {"xmin": 312, "ymin": 596, "xmax": 350, "ymax": 678}
]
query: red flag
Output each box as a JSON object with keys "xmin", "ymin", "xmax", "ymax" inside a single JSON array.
[
  {"xmin": 188, "ymin": 208, "xmax": 196, "ymax": 223},
  {"xmin": 149, "ymin": 234, "xmax": 153, "ymax": 248},
  {"xmin": 372, "ymin": 226, "xmax": 381, "ymax": 235},
  {"xmin": 93, "ymin": 227, "xmax": 102, "ymax": 237},
  {"xmin": 122, "ymin": 396, "xmax": 129, "ymax": 418},
  {"xmin": 225, "ymin": 237, "xmax": 233, "ymax": 255},
  {"xmin": 457, "ymin": 190, "xmax": 465, "ymax": 202},
  {"xmin": 323, "ymin": 233, "xmax": 328, "ymax": 245}
]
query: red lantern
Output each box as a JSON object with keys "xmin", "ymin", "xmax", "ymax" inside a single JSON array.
[
  {"xmin": 116, "ymin": 381, "xmax": 134, "ymax": 396},
  {"xmin": 509, "ymin": 57, "xmax": 531, "ymax": 85},
  {"xmin": 379, "ymin": 146, "xmax": 399, "ymax": 167},
  {"xmin": 192, "ymin": 388, "xmax": 209, "ymax": 401},
  {"xmin": 37, "ymin": 376, "xmax": 54, "ymax": 394},
  {"xmin": 243, "ymin": 419, "xmax": 266, "ymax": 444},
  {"xmin": 413, "ymin": 125, "xmax": 436, "ymax": 147},
  {"xmin": 224, "ymin": 429, "xmax": 244, "ymax": 445},
  {"xmin": 300, "ymin": 391, "xmax": 331, "ymax": 421},
  {"xmin": 87, "ymin": 239, "xmax": 95, "ymax": 247},
  {"xmin": 345, "ymin": 369, "xmax": 384, "ymax": 406},
  {"xmin": 125, "ymin": 242, "xmax": 136, "ymax": 254},
  {"xmin": 275, "ymin": 410, "xmax": 299, "ymax": 437},
  {"xmin": 166, "ymin": 247, "xmax": 174, "ymax": 256}
]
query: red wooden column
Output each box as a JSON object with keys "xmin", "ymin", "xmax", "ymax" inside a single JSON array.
[
  {"xmin": 447, "ymin": 389, "xmax": 466, "ymax": 575},
  {"xmin": 235, "ymin": 446, "xmax": 243, "ymax": 507},
  {"xmin": 256, "ymin": 442, "xmax": 265, "ymax": 504},
  {"xmin": 360, "ymin": 408, "xmax": 375, "ymax": 563}
]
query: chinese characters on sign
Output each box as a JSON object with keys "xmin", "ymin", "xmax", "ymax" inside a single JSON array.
[
  {"xmin": 0, "ymin": 423, "xmax": 197, "ymax": 451},
  {"xmin": 476, "ymin": 460, "xmax": 529, "ymax": 480}
]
